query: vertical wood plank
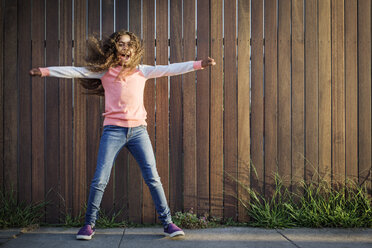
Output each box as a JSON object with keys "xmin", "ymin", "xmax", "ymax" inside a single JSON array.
[
  {"xmin": 251, "ymin": 0, "xmax": 264, "ymax": 194},
  {"xmin": 331, "ymin": 0, "xmax": 345, "ymax": 185},
  {"xmin": 264, "ymin": 0, "xmax": 278, "ymax": 197},
  {"xmin": 358, "ymin": 0, "xmax": 371, "ymax": 190},
  {"xmin": 45, "ymin": 0, "xmax": 60, "ymax": 223},
  {"xmin": 73, "ymin": 0, "xmax": 87, "ymax": 216},
  {"xmin": 169, "ymin": 0, "xmax": 183, "ymax": 213},
  {"xmin": 128, "ymin": 0, "xmax": 142, "ymax": 223},
  {"xmin": 196, "ymin": 0, "xmax": 210, "ymax": 215},
  {"xmin": 318, "ymin": 0, "xmax": 332, "ymax": 183},
  {"xmin": 277, "ymin": 0, "xmax": 291, "ymax": 187},
  {"xmin": 86, "ymin": 0, "xmax": 101, "ymax": 216},
  {"xmin": 223, "ymin": 0, "xmax": 237, "ymax": 219},
  {"xmin": 114, "ymin": 0, "xmax": 129, "ymax": 222},
  {"xmin": 291, "ymin": 0, "xmax": 305, "ymax": 192},
  {"xmin": 31, "ymin": 0, "xmax": 45, "ymax": 206},
  {"xmin": 142, "ymin": 0, "xmax": 156, "ymax": 223},
  {"xmin": 305, "ymin": 0, "xmax": 319, "ymax": 183},
  {"xmin": 182, "ymin": 0, "xmax": 197, "ymax": 213},
  {"xmin": 3, "ymin": 0, "xmax": 18, "ymax": 193},
  {"xmin": 237, "ymin": 0, "xmax": 250, "ymax": 222},
  {"xmin": 0, "ymin": 0, "xmax": 4, "ymax": 191},
  {"xmin": 59, "ymin": 0, "xmax": 73, "ymax": 219},
  {"xmin": 155, "ymin": 0, "xmax": 169, "ymax": 224},
  {"xmin": 345, "ymin": 0, "xmax": 358, "ymax": 183},
  {"xmin": 210, "ymin": 0, "xmax": 223, "ymax": 218},
  {"xmin": 116, "ymin": 0, "xmax": 128, "ymax": 31},
  {"xmin": 102, "ymin": 0, "xmax": 114, "ymax": 36},
  {"xmin": 101, "ymin": 0, "xmax": 115, "ymax": 215},
  {"xmin": 18, "ymin": 0, "xmax": 32, "ymax": 204}
]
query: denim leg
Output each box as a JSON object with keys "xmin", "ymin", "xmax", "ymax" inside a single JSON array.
[
  {"xmin": 126, "ymin": 126, "xmax": 172, "ymax": 227},
  {"xmin": 85, "ymin": 126, "xmax": 127, "ymax": 227}
]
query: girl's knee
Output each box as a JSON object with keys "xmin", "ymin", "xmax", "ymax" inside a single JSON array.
[
  {"xmin": 91, "ymin": 177, "xmax": 109, "ymax": 191},
  {"xmin": 145, "ymin": 176, "xmax": 162, "ymax": 189}
]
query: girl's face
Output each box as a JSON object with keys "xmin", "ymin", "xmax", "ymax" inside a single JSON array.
[{"xmin": 116, "ymin": 34, "xmax": 136, "ymax": 65}]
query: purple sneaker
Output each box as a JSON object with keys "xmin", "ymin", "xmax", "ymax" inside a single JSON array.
[
  {"xmin": 164, "ymin": 223, "xmax": 185, "ymax": 237},
  {"xmin": 76, "ymin": 225, "xmax": 95, "ymax": 240}
]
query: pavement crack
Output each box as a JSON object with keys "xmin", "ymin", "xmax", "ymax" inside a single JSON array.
[
  {"xmin": 118, "ymin": 228, "xmax": 126, "ymax": 248},
  {"xmin": 276, "ymin": 229, "xmax": 301, "ymax": 248}
]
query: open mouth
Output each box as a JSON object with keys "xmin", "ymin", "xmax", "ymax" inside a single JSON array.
[{"xmin": 119, "ymin": 51, "xmax": 131, "ymax": 63}]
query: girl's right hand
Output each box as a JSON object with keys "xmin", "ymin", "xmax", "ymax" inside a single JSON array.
[{"xmin": 29, "ymin": 68, "xmax": 42, "ymax": 77}]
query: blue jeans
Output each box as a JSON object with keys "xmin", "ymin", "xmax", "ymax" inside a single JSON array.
[{"xmin": 85, "ymin": 125, "xmax": 172, "ymax": 227}]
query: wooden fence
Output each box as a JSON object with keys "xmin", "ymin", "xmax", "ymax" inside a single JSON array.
[{"xmin": 0, "ymin": 0, "xmax": 371, "ymax": 224}]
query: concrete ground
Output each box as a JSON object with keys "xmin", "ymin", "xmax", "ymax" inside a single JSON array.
[{"xmin": 0, "ymin": 226, "xmax": 371, "ymax": 248}]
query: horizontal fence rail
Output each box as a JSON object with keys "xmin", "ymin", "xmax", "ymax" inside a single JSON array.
[{"xmin": 0, "ymin": 0, "xmax": 371, "ymax": 224}]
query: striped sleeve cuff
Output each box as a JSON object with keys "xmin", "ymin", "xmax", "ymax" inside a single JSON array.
[
  {"xmin": 193, "ymin": 60, "xmax": 204, "ymax": 70},
  {"xmin": 39, "ymin": 67, "xmax": 50, "ymax": 77}
]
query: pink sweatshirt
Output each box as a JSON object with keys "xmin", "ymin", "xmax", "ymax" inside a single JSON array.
[{"xmin": 40, "ymin": 61, "xmax": 203, "ymax": 127}]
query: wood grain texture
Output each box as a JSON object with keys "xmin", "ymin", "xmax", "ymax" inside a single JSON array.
[
  {"xmin": 278, "ymin": 0, "xmax": 291, "ymax": 187},
  {"xmin": 358, "ymin": 0, "xmax": 371, "ymax": 190},
  {"xmin": 73, "ymin": 0, "xmax": 87, "ymax": 216},
  {"xmin": 45, "ymin": 0, "xmax": 60, "ymax": 223},
  {"xmin": 237, "ymin": 0, "xmax": 250, "ymax": 222},
  {"xmin": 116, "ymin": 0, "xmax": 128, "ymax": 31},
  {"xmin": 18, "ymin": 0, "xmax": 32, "ymax": 204},
  {"xmin": 170, "ymin": 0, "xmax": 183, "ymax": 213},
  {"xmin": 196, "ymin": 0, "xmax": 210, "ymax": 215},
  {"xmin": 264, "ymin": 0, "xmax": 278, "ymax": 197},
  {"xmin": 345, "ymin": 0, "xmax": 358, "ymax": 183},
  {"xmin": 182, "ymin": 0, "xmax": 197, "ymax": 213},
  {"xmin": 291, "ymin": 0, "xmax": 305, "ymax": 193},
  {"xmin": 210, "ymin": 0, "xmax": 223, "ymax": 218},
  {"xmin": 331, "ymin": 0, "xmax": 346, "ymax": 185},
  {"xmin": 59, "ymin": 0, "xmax": 73, "ymax": 220},
  {"xmin": 318, "ymin": 0, "xmax": 332, "ymax": 183},
  {"xmin": 305, "ymin": 0, "xmax": 319, "ymax": 183},
  {"xmin": 31, "ymin": 0, "xmax": 45, "ymax": 206},
  {"xmin": 3, "ymin": 0, "xmax": 18, "ymax": 194},
  {"xmin": 223, "ymin": 0, "xmax": 237, "ymax": 219},
  {"xmin": 0, "ymin": 0, "xmax": 4, "ymax": 191},
  {"xmin": 251, "ymin": 0, "xmax": 264, "ymax": 194}
]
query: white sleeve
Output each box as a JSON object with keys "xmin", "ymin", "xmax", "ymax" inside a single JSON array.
[
  {"xmin": 39, "ymin": 66, "xmax": 106, "ymax": 79},
  {"xmin": 139, "ymin": 61, "xmax": 202, "ymax": 79}
]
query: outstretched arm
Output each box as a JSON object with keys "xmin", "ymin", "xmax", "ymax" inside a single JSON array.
[
  {"xmin": 140, "ymin": 57, "xmax": 216, "ymax": 79},
  {"xmin": 29, "ymin": 66, "xmax": 105, "ymax": 79}
]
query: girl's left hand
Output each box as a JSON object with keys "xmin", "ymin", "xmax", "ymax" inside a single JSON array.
[{"xmin": 201, "ymin": 57, "xmax": 216, "ymax": 68}]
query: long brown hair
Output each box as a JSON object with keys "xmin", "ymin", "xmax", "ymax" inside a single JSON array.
[{"xmin": 79, "ymin": 30, "xmax": 144, "ymax": 96}]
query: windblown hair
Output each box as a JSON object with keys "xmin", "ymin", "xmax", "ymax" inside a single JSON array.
[{"xmin": 79, "ymin": 30, "xmax": 144, "ymax": 96}]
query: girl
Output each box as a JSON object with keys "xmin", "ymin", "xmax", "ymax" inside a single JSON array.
[{"xmin": 30, "ymin": 30, "xmax": 215, "ymax": 240}]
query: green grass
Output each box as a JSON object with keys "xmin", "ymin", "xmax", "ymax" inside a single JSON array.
[
  {"xmin": 235, "ymin": 171, "xmax": 372, "ymax": 229},
  {"xmin": 0, "ymin": 189, "xmax": 47, "ymax": 228},
  {"xmin": 60, "ymin": 205, "xmax": 128, "ymax": 228}
]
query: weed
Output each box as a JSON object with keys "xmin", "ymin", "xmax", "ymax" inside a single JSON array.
[
  {"xmin": 60, "ymin": 205, "xmax": 128, "ymax": 228},
  {"xmin": 230, "ymin": 167, "xmax": 372, "ymax": 228},
  {"xmin": 172, "ymin": 209, "xmax": 209, "ymax": 229},
  {"xmin": 0, "ymin": 189, "xmax": 47, "ymax": 228}
]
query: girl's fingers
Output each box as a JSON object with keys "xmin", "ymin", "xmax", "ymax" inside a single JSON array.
[
  {"xmin": 29, "ymin": 68, "xmax": 41, "ymax": 76},
  {"xmin": 209, "ymin": 58, "xmax": 216, "ymax": 65},
  {"xmin": 201, "ymin": 57, "xmax": 216, "ymax": 67}
]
